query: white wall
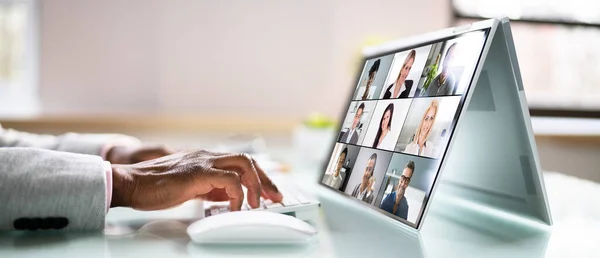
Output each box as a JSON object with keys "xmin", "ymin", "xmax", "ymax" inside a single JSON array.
[{"xmin": 40, "ymin": 0, "xmax": 450, "ymax": 119}]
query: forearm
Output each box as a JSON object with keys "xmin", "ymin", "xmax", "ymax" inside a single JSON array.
[{"xmin": 0, "ymin": 148, "xmax": 107, "ymax": 231}]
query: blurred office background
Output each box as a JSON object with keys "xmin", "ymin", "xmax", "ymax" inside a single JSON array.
[{"xmin": 0, "ymin": 0, "xmax": 599, "ymax": 181}]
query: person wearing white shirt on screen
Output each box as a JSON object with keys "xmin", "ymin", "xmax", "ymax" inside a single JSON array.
[
  {"xmin": 372, "ymin": 103, "xmax": 396, "ymax": 150},
  {"xmin": 323, "ymin": 148, "xmax": 348, "ymax": 190},
  {"xmin": 404, "ymin": 99, "xmax": 438, "ymax": 157},
  {"xmin": 351, "ymin": 153, "xmax": 376, "ymax": 203},
  {"xmin": 382, "ymin": 50, "xmax": 416, "ymax": 99},
  {"xmin": 340, "ymin": 103, "xmax": 364, "ymax": 145}
]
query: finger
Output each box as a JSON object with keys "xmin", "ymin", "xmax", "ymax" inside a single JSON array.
[
  {"xmin": 213, "ymin": 154, "xmax": 262, "ymax": 209},
  {"xmin": 206, "ymin": 168, "xmax": 244, "ymax": 211},
  {"xmin": 251, "ymin": 158, "xmax": 283, "ymax": 203}
]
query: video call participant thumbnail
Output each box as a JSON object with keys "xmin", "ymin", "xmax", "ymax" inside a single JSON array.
[
  {"xmin": 345, "ymin": 149, "xmax": 392, "ymax": 205},
  {"xmin": 362, "ymin": 99, "xmax": 410, "ymax": 151},
  {"xmin": 372, "ymin": 104, "xmax": 395, "ymax": 149},
  {"xmin": 351, "ymin": 153, "xmax": 377, "ymax": 204},
  {"xmin": 340, "ymin": 103, "xmax": 365, "ymax": 144},
  {"xmin": 423, "ymin": 43, "xmax": 459, "ymax": 97},
  {"xmin": 382, "ymin": 50, "xmax": 416, "ymax": 99},
  {"xmin": 323, "ymin": 147, "xmax": 348, "ymax": 190},
  {"xmin": 395, "ymin": 97, "xmax": 461, "ymax": 158},
  {"xmin": 361, "ymin": 59, "xmax": 381, "ymax": 100},
  {"xmin": 404, "ymin": 99, "xmax": 438, "ymax": 157},
  {"xmin": 322, "ymin": 144, "xmax": 361, "ymax": 192},
  {"xmin": 353, "ymin": 55, "xmax": 394, "ymax": 100},
  {"xmin": 379, "ymin": 161, "xmax": 414, "ymax": 220}
]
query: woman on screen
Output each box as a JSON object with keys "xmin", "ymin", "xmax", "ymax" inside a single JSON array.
[
  {"xmin": 372, "ymin": 103, "xmax": 396, "ymax": 150},
  {"xmin": 323, "ymin": 148, "xmax": 348, "ymax": 190},
  {"xmin": 404, "ymin": 99, "xmax": 438, "ymax": 157},
  {"xmin": 360, "ymin": 59, "xmax": 381, "ymax": 100},
  {"xmin": 383, "ymin": 50, "xmax": 416, "ymax": 99}
]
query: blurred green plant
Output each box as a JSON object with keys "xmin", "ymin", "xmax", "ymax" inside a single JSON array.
[
  {"xmin": 303, "ymin": 113, "xmax": 337, "ymax": 129},
  {"xmin": 422, "ymin": 53, "xmax": 441, "ymax": 95}
]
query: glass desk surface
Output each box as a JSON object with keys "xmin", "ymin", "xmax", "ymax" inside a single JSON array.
[{"xmin": 1, "ymin": 152, "xmax": 599, "ymax": 258}]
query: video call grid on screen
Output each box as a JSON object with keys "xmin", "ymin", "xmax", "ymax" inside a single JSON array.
[{"xmin": 321, "ymin": 28, "xmax": 490, "ymax": 229}]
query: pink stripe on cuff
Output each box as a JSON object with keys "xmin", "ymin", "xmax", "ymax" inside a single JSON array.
[{"xmin": 103, "ymin": 161, "xmax": 113, "ymax": 213}]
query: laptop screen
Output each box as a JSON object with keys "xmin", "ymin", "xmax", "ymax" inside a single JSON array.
[{"xmin": 320, "ymin": 28, "xmax": 491, "ymax": 229}]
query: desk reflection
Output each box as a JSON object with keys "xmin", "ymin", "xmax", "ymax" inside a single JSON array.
[
  {"xmin": 0, "ymin": 231, "xmax": 108, "ymax": 258},
  {"xmin": 317, "ymin": 185, "xmax": 551, "ymax": 258},
  {"xmin": 423, "ymin": 193, "xmax": 551, "ymax": 258},
  {"xmin": 0, "ymin": 187, "xmax": 552, "ymax": 258},
  {"xmin": 105, "ymin": 219, "xmax": 318, "ymax": 258},
  {"xmin": 318, "ymin": 186, "xmax": 425, "ymax": 258}
]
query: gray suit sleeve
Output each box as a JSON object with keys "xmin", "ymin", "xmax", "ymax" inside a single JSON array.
[
  {"xmin": 351, "ymin": 184, "xmax": 359, "ymax": 197},
  {"xmin": 0, "ymin": 124, "xmax": 140, "ymax": 156},
  {"xmin": 0, "ymin": 148, "xmax": 107, "ymax": 231}
]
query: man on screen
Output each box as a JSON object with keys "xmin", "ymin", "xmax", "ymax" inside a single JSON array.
[
  {"xmin": 424, "ymin": 43, "xmax": 459, "ymax": 96},
  {"xmin": 363, "ymin": 176, "xmax": 376, "ymax": 204},
  {"xmin": 340, "ymin": 103, "xmax": 364, "ymax": 145},
  {"xmin": 380, "ymin": 161, "xmax": 414, "ymax": 220},
  {"xmin": 351, "ymin": 153, "xmax": 377, "ymax": 203}
]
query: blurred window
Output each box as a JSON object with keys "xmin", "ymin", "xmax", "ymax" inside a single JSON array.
[
  {"xmin": 0, "ymin": 0, "xmax": 38, "ymax": 117},
  {"xmin": 0, "ymin": 2, "xmax": 26, "ymax": 83},
  {"xmin": 453, "ymin": 0, "xmax": 600, "ymax": 25},
  {"xmin": 453, "ymin": 0, "xmax": 600, "ymax": 112}
]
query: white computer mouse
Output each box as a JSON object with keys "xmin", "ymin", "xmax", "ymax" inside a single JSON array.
[{"xmin": 187, "ymin": 211, "xmax": 317, "ymax": 245}]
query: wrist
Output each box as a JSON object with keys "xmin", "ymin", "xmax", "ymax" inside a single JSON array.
[
  {"xmin": 111, "ymin": 164, "xmax": 135, "ymax": 208},
  {"xmin": 106, "ymin": 146, "xmax": 129, "ymax": 164}
]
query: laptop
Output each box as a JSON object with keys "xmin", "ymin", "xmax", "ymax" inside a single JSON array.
[
  {"xmin": 319, "ymin": 17, "xmax": 552, "ymax": 231},
  {"xmin": 202, "ymin": 17, "xmax": 552, "ymax": 231}
]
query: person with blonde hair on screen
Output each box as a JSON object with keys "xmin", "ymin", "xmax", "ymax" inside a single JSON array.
[
  {"xmin": 404, "ymin": 99, "xmax": 439, "ymax": 157},
  {"xmin": 323, "ymin": 147, "xmax": 348, "ymax": 190},
  {"xmin": 372, "ymin": 103, "xmax": 396, "ymax": 150},
  {"xmin": 383, "ymin": 50, "xmax": 416, "ymax": 99}
]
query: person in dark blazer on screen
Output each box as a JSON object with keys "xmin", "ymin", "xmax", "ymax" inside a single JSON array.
[
  {"xmin": 383, "ymin": 50, "xmax": 416, "ymax": 99},
  {"xmin": 340, "ymin": 103, "xmax": 365, "ymax": 145}
]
